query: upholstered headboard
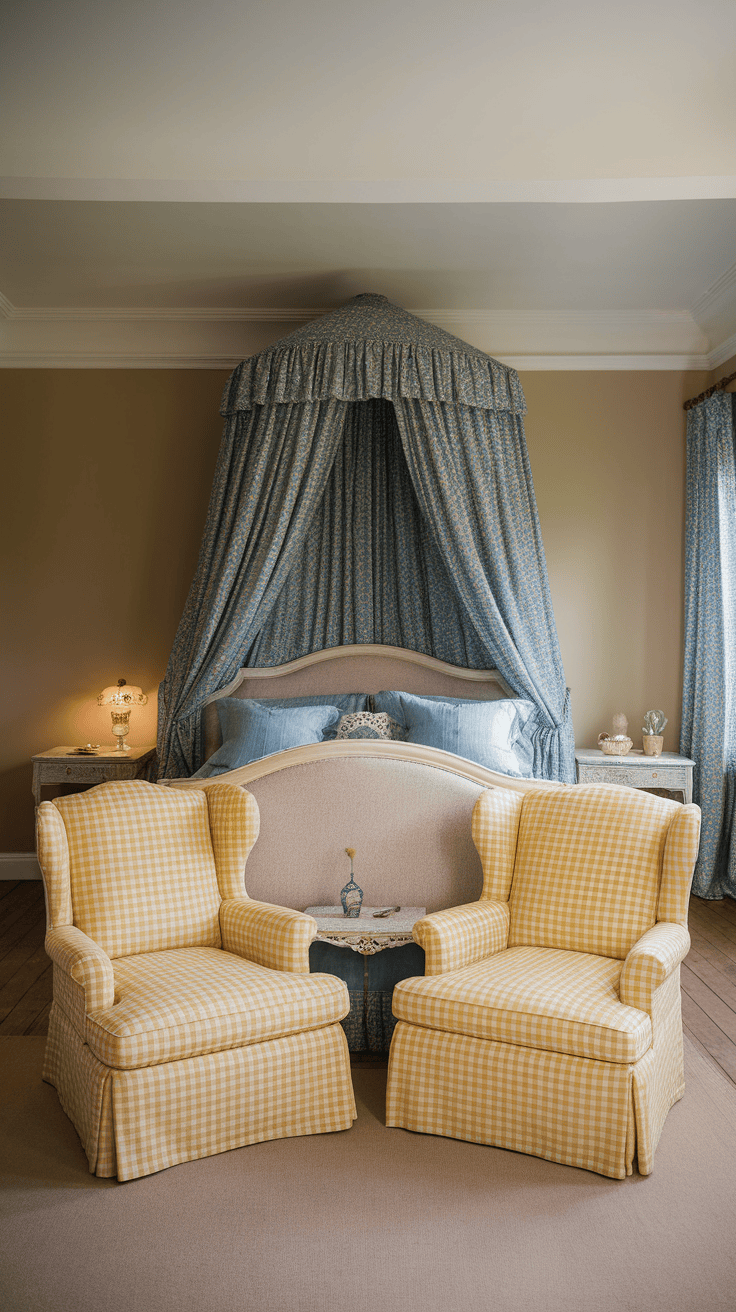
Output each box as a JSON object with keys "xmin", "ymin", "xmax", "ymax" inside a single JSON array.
[{"xmin": 202, "ymin": 644, "xmax": 514, "ymax": 760}]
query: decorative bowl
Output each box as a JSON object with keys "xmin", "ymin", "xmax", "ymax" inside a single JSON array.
[{"xmin": 600, "ymin": 736, "xmax": 633, "ymax": 756}]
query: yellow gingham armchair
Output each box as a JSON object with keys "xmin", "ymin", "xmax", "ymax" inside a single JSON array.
[
  {"xmin": 37, "ymin": 779, "xmax": 356, "ymax": 1181},
  {"xmin": 386, "ymin": 783, "xmax": 701, "ymax": 1179}
]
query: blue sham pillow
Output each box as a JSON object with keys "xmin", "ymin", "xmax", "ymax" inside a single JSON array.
[
  {"xmin": 373, "ymin": 691, "xmax": 536, "ymax": 778},
  {"xmin": 248, "ymin": 693, "xmax": 369, "ymax": 741},
  {"xmin": 192, "ymin": 698, "xmax": 342, "ymax": 778}
]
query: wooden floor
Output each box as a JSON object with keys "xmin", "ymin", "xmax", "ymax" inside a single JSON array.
[{"xmin": 3, "ymin": 881, "xmax": 736, "ymax": 1088}]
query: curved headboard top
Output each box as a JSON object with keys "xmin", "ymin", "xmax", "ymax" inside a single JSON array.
[{"xmin": 202, "ymin": 644, "xmax": 515, "ymax": 760}]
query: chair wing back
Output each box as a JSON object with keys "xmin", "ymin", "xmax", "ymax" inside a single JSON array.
[
  {"xmin": 658, "ymin": 803, "xmax": 701, "ymax": 924},
  {"xmin": 508, "ymin": 784, "xmax": 681, "ymax": 959},
  {"xmin": 471, "ymin": 788, "xmax": 524, "ymax": 902},
  {"xmin": 204, "ymin": 781, "xmax": 260, "ymax": 898},
  {"xmin": 46, "ymin": 780, "xmax": 223, "ymax": 958}
]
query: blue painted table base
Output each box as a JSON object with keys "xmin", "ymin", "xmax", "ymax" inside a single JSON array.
[{"xmin": 308, "ymin": 940, "xmax": 426, "ymax": 1053}]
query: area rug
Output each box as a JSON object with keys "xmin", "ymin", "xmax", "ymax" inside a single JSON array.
[{"xmin": 2, "ymin": 1036, "xmax": 736, "ymax": 1312}]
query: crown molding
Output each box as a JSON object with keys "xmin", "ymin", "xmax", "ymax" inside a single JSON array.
[
  {"xmin": 692, "ymin": 261, "xmax": 736, "ymax": 320},
  {"xmin": 0, "ymin": 351, "xmax": 713, "ymax": 372},
  {"xmin": 0, "ymin": 297, "xmax": 721, "ymax": 370},
  {"xmin": 8, "ymin": 305, "xmax": 324, "ymax": 323},
  {"xmin": 2, "ymin": 176, "xmax": 736, "ymax": 204},
  {"xmin": 707, "ymin": 330, "xmax": 736, "ymax": 371}
]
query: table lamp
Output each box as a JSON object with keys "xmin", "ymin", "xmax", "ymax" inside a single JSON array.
[{"xmin": 97, "ymin": 679, "xmax": 148, "ymax": 752}]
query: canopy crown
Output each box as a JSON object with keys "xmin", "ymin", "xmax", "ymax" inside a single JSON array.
[{"xmin": 221, "ymin": 294, "xmax": 526, "ymax": 416}]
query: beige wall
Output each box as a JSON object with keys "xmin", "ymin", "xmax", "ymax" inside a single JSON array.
[
  {"xmin": 0, "ymin": 364, "xmax": 711, "ymax": 851},
  {"xmin": 1, "ymin": 370, "xmax": 228, "ymax": 850},
  {"xmin": 521, "ymin": 369, "xmax": 709, "ymax": 761}
]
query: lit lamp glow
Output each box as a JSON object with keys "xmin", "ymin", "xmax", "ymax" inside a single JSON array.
[{"xmin": 97, "ymin": 679, "xmax": 148, "ymax": 752}]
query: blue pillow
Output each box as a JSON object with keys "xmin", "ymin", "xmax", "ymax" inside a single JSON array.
[
  {"xmin": 192, "ymin": 698, "xmax": 342, "ymax": 778},
  {"xmin": 373, "ymin": 691, "xmax": 535, "ymax": 778},
  {"xmin": 248, "ymin": 693, "xmax": 369, "ymax": 741}
]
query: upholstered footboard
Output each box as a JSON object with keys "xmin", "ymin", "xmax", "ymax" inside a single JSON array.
[{"xmin": 43, "ymin": 1003, "xmax": 356, "ymax": 1181}]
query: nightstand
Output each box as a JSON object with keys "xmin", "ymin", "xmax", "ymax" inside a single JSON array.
[
  {"xmin": 575, "ymin": 749, "xmax": 694, "ymax": 804},
  {"xmin": 32, "ymin": 746, "xmax": 156, "ymax": 808}
]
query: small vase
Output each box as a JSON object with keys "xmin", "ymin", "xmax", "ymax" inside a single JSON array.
[
  {"xmin": 642, "ymin": 735, "xmax": 664, "ymax": 757},
  {"xmin": 340, "ymin": 858, "xmax": 363, "ymax": 918}
]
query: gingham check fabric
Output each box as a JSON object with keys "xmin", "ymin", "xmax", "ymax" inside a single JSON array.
[
  {"xmin": 43, "ymin": 1003, "xmax": 114, "ymax": 1174},
  {"xmin": 413, "ymin": 901, "xmax": 510, "ymax": 976},
  {"xmin": 631, "ymin": 968, "xmax": 685, "ymax": 1175},
  {"xmin": 393, "ymin": 945, "xmax": 651, "ymax": 1063},
  {"xmin": 221, "ymin": 899, "xmax": 317, "ymax": 973},
  {"xmin": 658, "ymin": 804, "xmax": 701, "ymax": 924},
  {"xmin": 387, "ymin": 782, "xmax": 700, "ymax": 1178},
  {"xmin": 51, "ymin": 962, "xmax": 89, "ymax": 1040},
  {"xmin": 386, "ymin": 1022, "xmax": 637, "ymax": 1179},
  {"xmin": 85, "ymin": 946, "xmax": 349, "ymax": 1069},
  {"xmin": 619, "ymin": 922, "xmax": 691, "ymax": 1012},
  {"xmin": 44, "ymin": 1003, "xmax": 356, "ymax": 1181},
  {"xmin": 508, "ymin": 784, "xmax": 680, "ymax": 959},
  {"xmin": 53, "ymin": 781, "xmax": 223, "ymax": 958},
  {"xmin": 36, "ymin": 801, "xmax": 73, "ymax": 928},
  {"xmin": 471, "ymin": 787, "xmax": 524, "ymax": 901},
  {"xmin": 204, "ymin": 783, "xmax": 260, "ymax": 898},
  {"xmin": 40, "ymin": 777, "xmax": 358, "ymax": 1180},
  {"xmin": 45, "ymin": 924, "xmax": 114, "ymax": 1013}
]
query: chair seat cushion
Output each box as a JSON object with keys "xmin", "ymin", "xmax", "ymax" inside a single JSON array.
[
  {"xmin": 392, "ymin": 946, "xmax": 652, "ymax": 1064},
  {"xmin": 86, "ymin": 947, "xmax": 349, "ymax": 1070}
]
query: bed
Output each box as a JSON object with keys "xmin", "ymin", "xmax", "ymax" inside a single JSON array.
[
  {"xmin": 162, "ymin": 644, "xmax": 561, "ymax": 1052},
  {"xmin": 164, "ymin": 644, "xmax": 560, "ymax": 915}
]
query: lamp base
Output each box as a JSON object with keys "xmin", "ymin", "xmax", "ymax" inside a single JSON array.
[{"xmin": 110, "ymin": 710, "xmax": 132, "ymax": 753}]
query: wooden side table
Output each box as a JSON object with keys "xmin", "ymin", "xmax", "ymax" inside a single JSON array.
[
  {"xmin": 32, "ymin": 746, "xmax": 156, "ymax": 808},
  {"xmin": 575, "ymin": 749, "xmax": 694, "ymax": 804}
]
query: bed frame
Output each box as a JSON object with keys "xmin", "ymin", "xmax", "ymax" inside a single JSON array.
[{"xmin": 164, "ymin": 645, "xmax": 560, "ymax": 914}]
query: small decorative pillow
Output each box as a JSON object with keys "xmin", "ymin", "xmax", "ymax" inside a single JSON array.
[{"xmin": 334, "ymin": 711, "xmax": 405, "ymax": 741}]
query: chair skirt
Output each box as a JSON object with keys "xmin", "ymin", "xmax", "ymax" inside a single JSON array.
[
  {"xmin": 43, "ymin": 1003, "xmax": 356, "ymax": 1181},
  {"xmin": 385, "ymin": 969, "xmax": 685, "ymax": 1179}
]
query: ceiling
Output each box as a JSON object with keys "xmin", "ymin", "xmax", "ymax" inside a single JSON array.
[{"xmin": 1, "ymin": 0, "xmax": 735, "ymax": 369}]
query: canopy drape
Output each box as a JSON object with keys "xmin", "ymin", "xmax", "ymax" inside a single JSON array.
[{"xmin": 157, "ymin": 294, "xmax": 574, "ymax": 782}]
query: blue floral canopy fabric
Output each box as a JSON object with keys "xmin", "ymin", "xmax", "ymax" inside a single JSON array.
[{"xmin": 157, "ymin": 294, "xmax": 574, "ymax": 781}]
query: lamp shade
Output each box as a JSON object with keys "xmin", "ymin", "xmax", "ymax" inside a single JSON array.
[{"xmin": 97, "ymin": 680, "xmax": 147, "ymax": 708}]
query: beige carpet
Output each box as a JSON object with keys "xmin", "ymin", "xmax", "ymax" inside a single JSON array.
[{"xmin": 2, "ymin": 1036, "xmax": 736, "ymax": 1312}]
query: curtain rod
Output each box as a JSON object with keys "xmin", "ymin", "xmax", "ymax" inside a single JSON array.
[{"xmin": 683, "ymin": 368, "xmax": 736, "ymax": 411}]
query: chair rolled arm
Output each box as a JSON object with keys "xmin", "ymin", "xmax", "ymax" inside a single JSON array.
[
  {"xmin": 413, "ymin": 900, "xmax": 510, "ymax": 976},
  {"xmin": 619, "ymin": 922, "xmax": 691, "ymax": 1012},
  {"xmin": 220, "ymin": 899, "xmax": 317, "ymax": 974},
  {"xmin": 45, "ymin": 925, "xmax": 115, "ymax": 1013}
]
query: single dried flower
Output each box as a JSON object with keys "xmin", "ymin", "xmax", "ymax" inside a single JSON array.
[{"xmin": 345, "ymin": 847, "xmax": 355, "ymax": 859}]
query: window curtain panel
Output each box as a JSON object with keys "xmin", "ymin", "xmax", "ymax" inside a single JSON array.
[
  {"xmin": 157, "ymin": 295, "xmax": 574, "ymax": 782},
  {"xmin": 681, "ymin": 392, "xmax": 736, "ymax": 898}
]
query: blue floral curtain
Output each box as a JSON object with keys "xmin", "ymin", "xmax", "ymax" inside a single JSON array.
[
  {"xmin": 249, "ymin": 398, "xmax": 488, "ymax": 667},
  {"xmin": 681, "ymin": 392, "xmax": 736, "ymax": 898},
  {"xmin": 158, "ymin": 295, "xmax": 574, "ymax": 782},
  {"xmin": 394, "ymin": 398, "xmax": 573, "ymax": 782}
]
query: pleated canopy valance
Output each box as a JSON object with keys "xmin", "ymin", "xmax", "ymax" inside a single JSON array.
[
  {"xmin": 221, "ymin": 294, "xmax": 527, "ymax": 414},
  {"xmin": 158, "ymin": 294, "xmax": 573, "ymax": 783}
]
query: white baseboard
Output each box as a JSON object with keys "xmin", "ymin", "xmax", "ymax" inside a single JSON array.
[{"xmin": 0, "ymin": 853, "xmax": 42, "ymax": 880}]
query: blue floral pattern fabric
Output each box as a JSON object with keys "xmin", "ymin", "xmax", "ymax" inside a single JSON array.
[
  {"xmin": 681, "ymin": 392, "xmax": 736, "ymax": 898},
  {"xmin": 157, "ymin": 295, "xmax": 573, "ymax": 782},
  {"xmin": 221, "ymin": 294, "xmax": 526, "ymax": 414},
  {"xmin": 393, "ymin": 398, "xmax": 573, "ymax": 781}
]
